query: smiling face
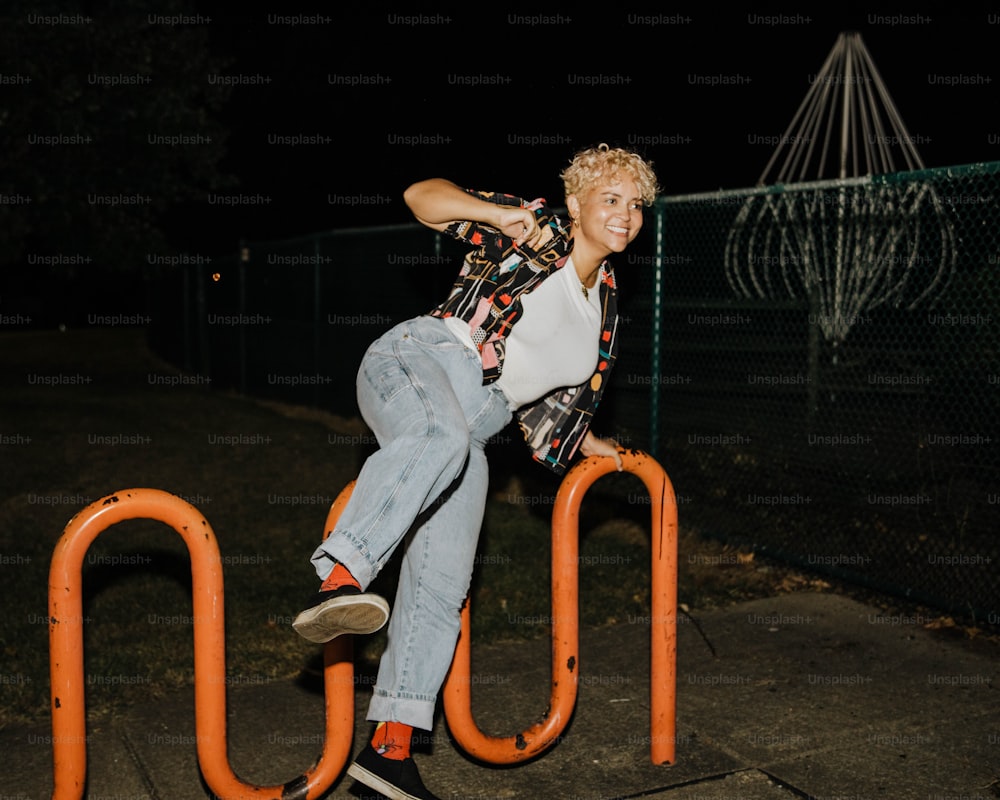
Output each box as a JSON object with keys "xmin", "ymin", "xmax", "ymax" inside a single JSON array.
[{"xmin": 566, "ymin": 175, "xmax": 645, "ymax": 263}]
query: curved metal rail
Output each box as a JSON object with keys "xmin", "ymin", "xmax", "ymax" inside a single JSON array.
[
  {"xmin": 442, "ymin": 449, "xmax": 679, "ymax": 765},
  {"xmin": 48, "ymin": 488, "xmax": 354, "ymax": 800}
]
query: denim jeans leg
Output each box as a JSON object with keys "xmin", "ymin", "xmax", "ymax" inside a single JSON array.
[
  {"xmin": 310, "ymin": 318, "xmax": 483, "ymax": 585},
  {"xmin": 308, "ymin": 316, "xmax": 512, "ymax": 727},
  {"xmin": 366, "ymin": 441, "xmax": 490, "ymax": 730},
  {"xmin": 310, "ymin": 312, "xmax": 511, "ymax": 576},
  {"xmin": 366, "ymin": 362, "xmax": 510, "ymax": 730},
  {"xmin": 309, "ymin": 317, "xmax": 513, "ymax": 729}
]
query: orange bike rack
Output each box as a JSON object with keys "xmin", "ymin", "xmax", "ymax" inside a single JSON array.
[
  {"xmin": 443, "ymin": 449, "xmax": 679, "ymax": 766},
  {"xmin": 48, "ymin": 488, "xmax": 354, "ymax": 800}
]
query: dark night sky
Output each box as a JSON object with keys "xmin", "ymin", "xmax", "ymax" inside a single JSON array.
[
  {"xmin": 2, "ymin": 3, "xmax": 996, "ymax": 267},
  {"xmin": 184, "ymin": 4, "xmax": 998, "ymax": 254}
]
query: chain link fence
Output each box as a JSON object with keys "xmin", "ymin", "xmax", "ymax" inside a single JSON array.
[
  {"xmin": 149, "ymin": 161, "xmax": 1000, "ymax": 626},
  {"xmin": 640, "ymin": 161, "xmax": 999, "ymax": 624}
]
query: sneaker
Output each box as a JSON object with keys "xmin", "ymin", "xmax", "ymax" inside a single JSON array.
[
  {"xmin": 291, "ymin": 585, "xmax": 389, "ymax": 644},
  {"xmin": 347, "ymin": 744, "xmax": 442, "ymax": 800}
]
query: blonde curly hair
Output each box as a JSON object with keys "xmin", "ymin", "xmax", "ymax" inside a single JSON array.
[{"xmin": 561, "ymin": 143, "xmax": 660, "ymax": 206}]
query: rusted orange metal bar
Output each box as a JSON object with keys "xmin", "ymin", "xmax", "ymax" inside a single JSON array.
[
  {"xmin": 322, "ymin": 480, "xmax": 356, "ymax": 538},
  {"xmin": 48, "ymin": 488, "xmax": 354, "ymax": 800},
  {"xmin": 442, "ymin": 448, "xmax": 679, "ymax": 765}
]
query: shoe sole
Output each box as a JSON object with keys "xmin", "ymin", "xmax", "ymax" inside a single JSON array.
[
  {"xmin": 291, "ymin": 594, "xmax": 390, "ymax": 644},
  {"xmin": 346, "ymin": 761, "xmax": 420, "ymax": 800}
]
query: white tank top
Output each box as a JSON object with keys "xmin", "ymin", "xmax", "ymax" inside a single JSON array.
[{"xmin": 491, "ymin": 259, "xmax": 602, "ymax": 408}]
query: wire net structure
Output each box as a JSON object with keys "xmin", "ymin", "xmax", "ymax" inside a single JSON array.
[
  {"xmin": 725, "ymin": 179, "xmax": 957, "ymax": 350},
  {"xmin": 756, "ymin": 31, "xmax": 924, "ymax": 184},
  {"xmin": 725, "ymin": 32, "xmax": 957, "ymax": 351}
]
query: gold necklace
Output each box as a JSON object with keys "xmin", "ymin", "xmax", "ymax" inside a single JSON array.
[{"xmin": 581, "ymin": 281, "xmax": 589, "ymax": 301}]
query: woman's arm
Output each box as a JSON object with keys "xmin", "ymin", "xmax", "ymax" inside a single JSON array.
[{"xmin": 403, "ymin": 178, "xmax": 548, "ymax": 248}]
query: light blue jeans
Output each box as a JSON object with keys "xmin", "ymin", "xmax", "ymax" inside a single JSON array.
[{"xmin": 310, "ymin": 315, "xmax": 513, "ymax": 730}]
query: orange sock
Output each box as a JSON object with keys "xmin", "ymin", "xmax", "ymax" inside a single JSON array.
[
  {"xmin": 320, "ymin": 562, "xmax": 360, "ymax": 592},
  {"xmin": 371, "ymin": 721, "xmax": 412, "ymax": 761}
]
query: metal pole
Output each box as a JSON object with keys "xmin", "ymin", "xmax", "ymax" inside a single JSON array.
[
  {"xmin": 314, "ymin": 236, "xmax": 323, "ymax": 407},
  {"xmin": 649, "ymin": 203, "xmax": 665, "ymax": 457}
]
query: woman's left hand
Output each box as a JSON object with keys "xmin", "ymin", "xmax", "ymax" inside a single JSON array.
[{"xmin": 580, "ymin": 431, "xmax": 624, "ymax": 472}]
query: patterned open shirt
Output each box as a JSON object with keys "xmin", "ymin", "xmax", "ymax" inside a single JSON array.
[{"xmin": 428, "ymin": 189, "xmax": 620, "ymax": 475}]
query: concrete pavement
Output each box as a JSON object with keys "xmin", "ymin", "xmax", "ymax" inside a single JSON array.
[{"xmin": 3, "ymin": 591, "xmax": 998, "ymax": 799}]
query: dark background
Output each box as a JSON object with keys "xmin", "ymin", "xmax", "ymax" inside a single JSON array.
[
  {"xmin": 198, "ymin": 4, "xmax": 997, "ymax": 247},
  {"xmin": 0, "ymin": 2, "xmax": 996, "ymax": 291}
]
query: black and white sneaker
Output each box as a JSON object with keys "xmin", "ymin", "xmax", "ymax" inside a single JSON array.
[
  {"xmin": 347, "ymin": 744, "xmax": 442, "ymax": 800},
  {"xmin": 291, "ymin": 585, "xmax": 389, "ymax": 644}
]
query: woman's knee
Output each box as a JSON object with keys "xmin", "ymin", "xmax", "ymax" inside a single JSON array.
[{"xmin": 431, "ymin": 418, "xmax": 472, "ymax": 481}]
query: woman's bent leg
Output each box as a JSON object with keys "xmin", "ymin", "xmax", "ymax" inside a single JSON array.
[{"xmin": 309, "ymin": 318, "xmax": 483, "ymax": 588}]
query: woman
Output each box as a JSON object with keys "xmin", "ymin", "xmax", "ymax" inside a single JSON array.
[{"xmin": 293, "ymin": 143, "xmax": 659, "ymax": 800}]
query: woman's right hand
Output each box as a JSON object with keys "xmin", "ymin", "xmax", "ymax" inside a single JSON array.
[{"xmin": 495, "ymin": 206, "xmax": 546, "ymax": 249}]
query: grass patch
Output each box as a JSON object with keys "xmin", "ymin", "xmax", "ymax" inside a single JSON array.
[{"xmin": 1, "ymin": 327, "xmax": 818, "ymax": 727}]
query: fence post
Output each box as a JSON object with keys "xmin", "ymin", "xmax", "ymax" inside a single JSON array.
[
  {"xmin": 650, "ymin": 201, "xmax": 666, "ymax": 458},
  {"xmin": 238, "ymin": 240, "xmax": 248, "ymax": 395},
  {"xmin": 48, "ymin": 488, "xmax": 354, "ymax": 800},
  {"xmin": 313, "ymin": 236, "xmax": 323, "ymax": 408},
  {"xmin": 442, "ymin": 449, "xmax": 679, "ymax": 765}
]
